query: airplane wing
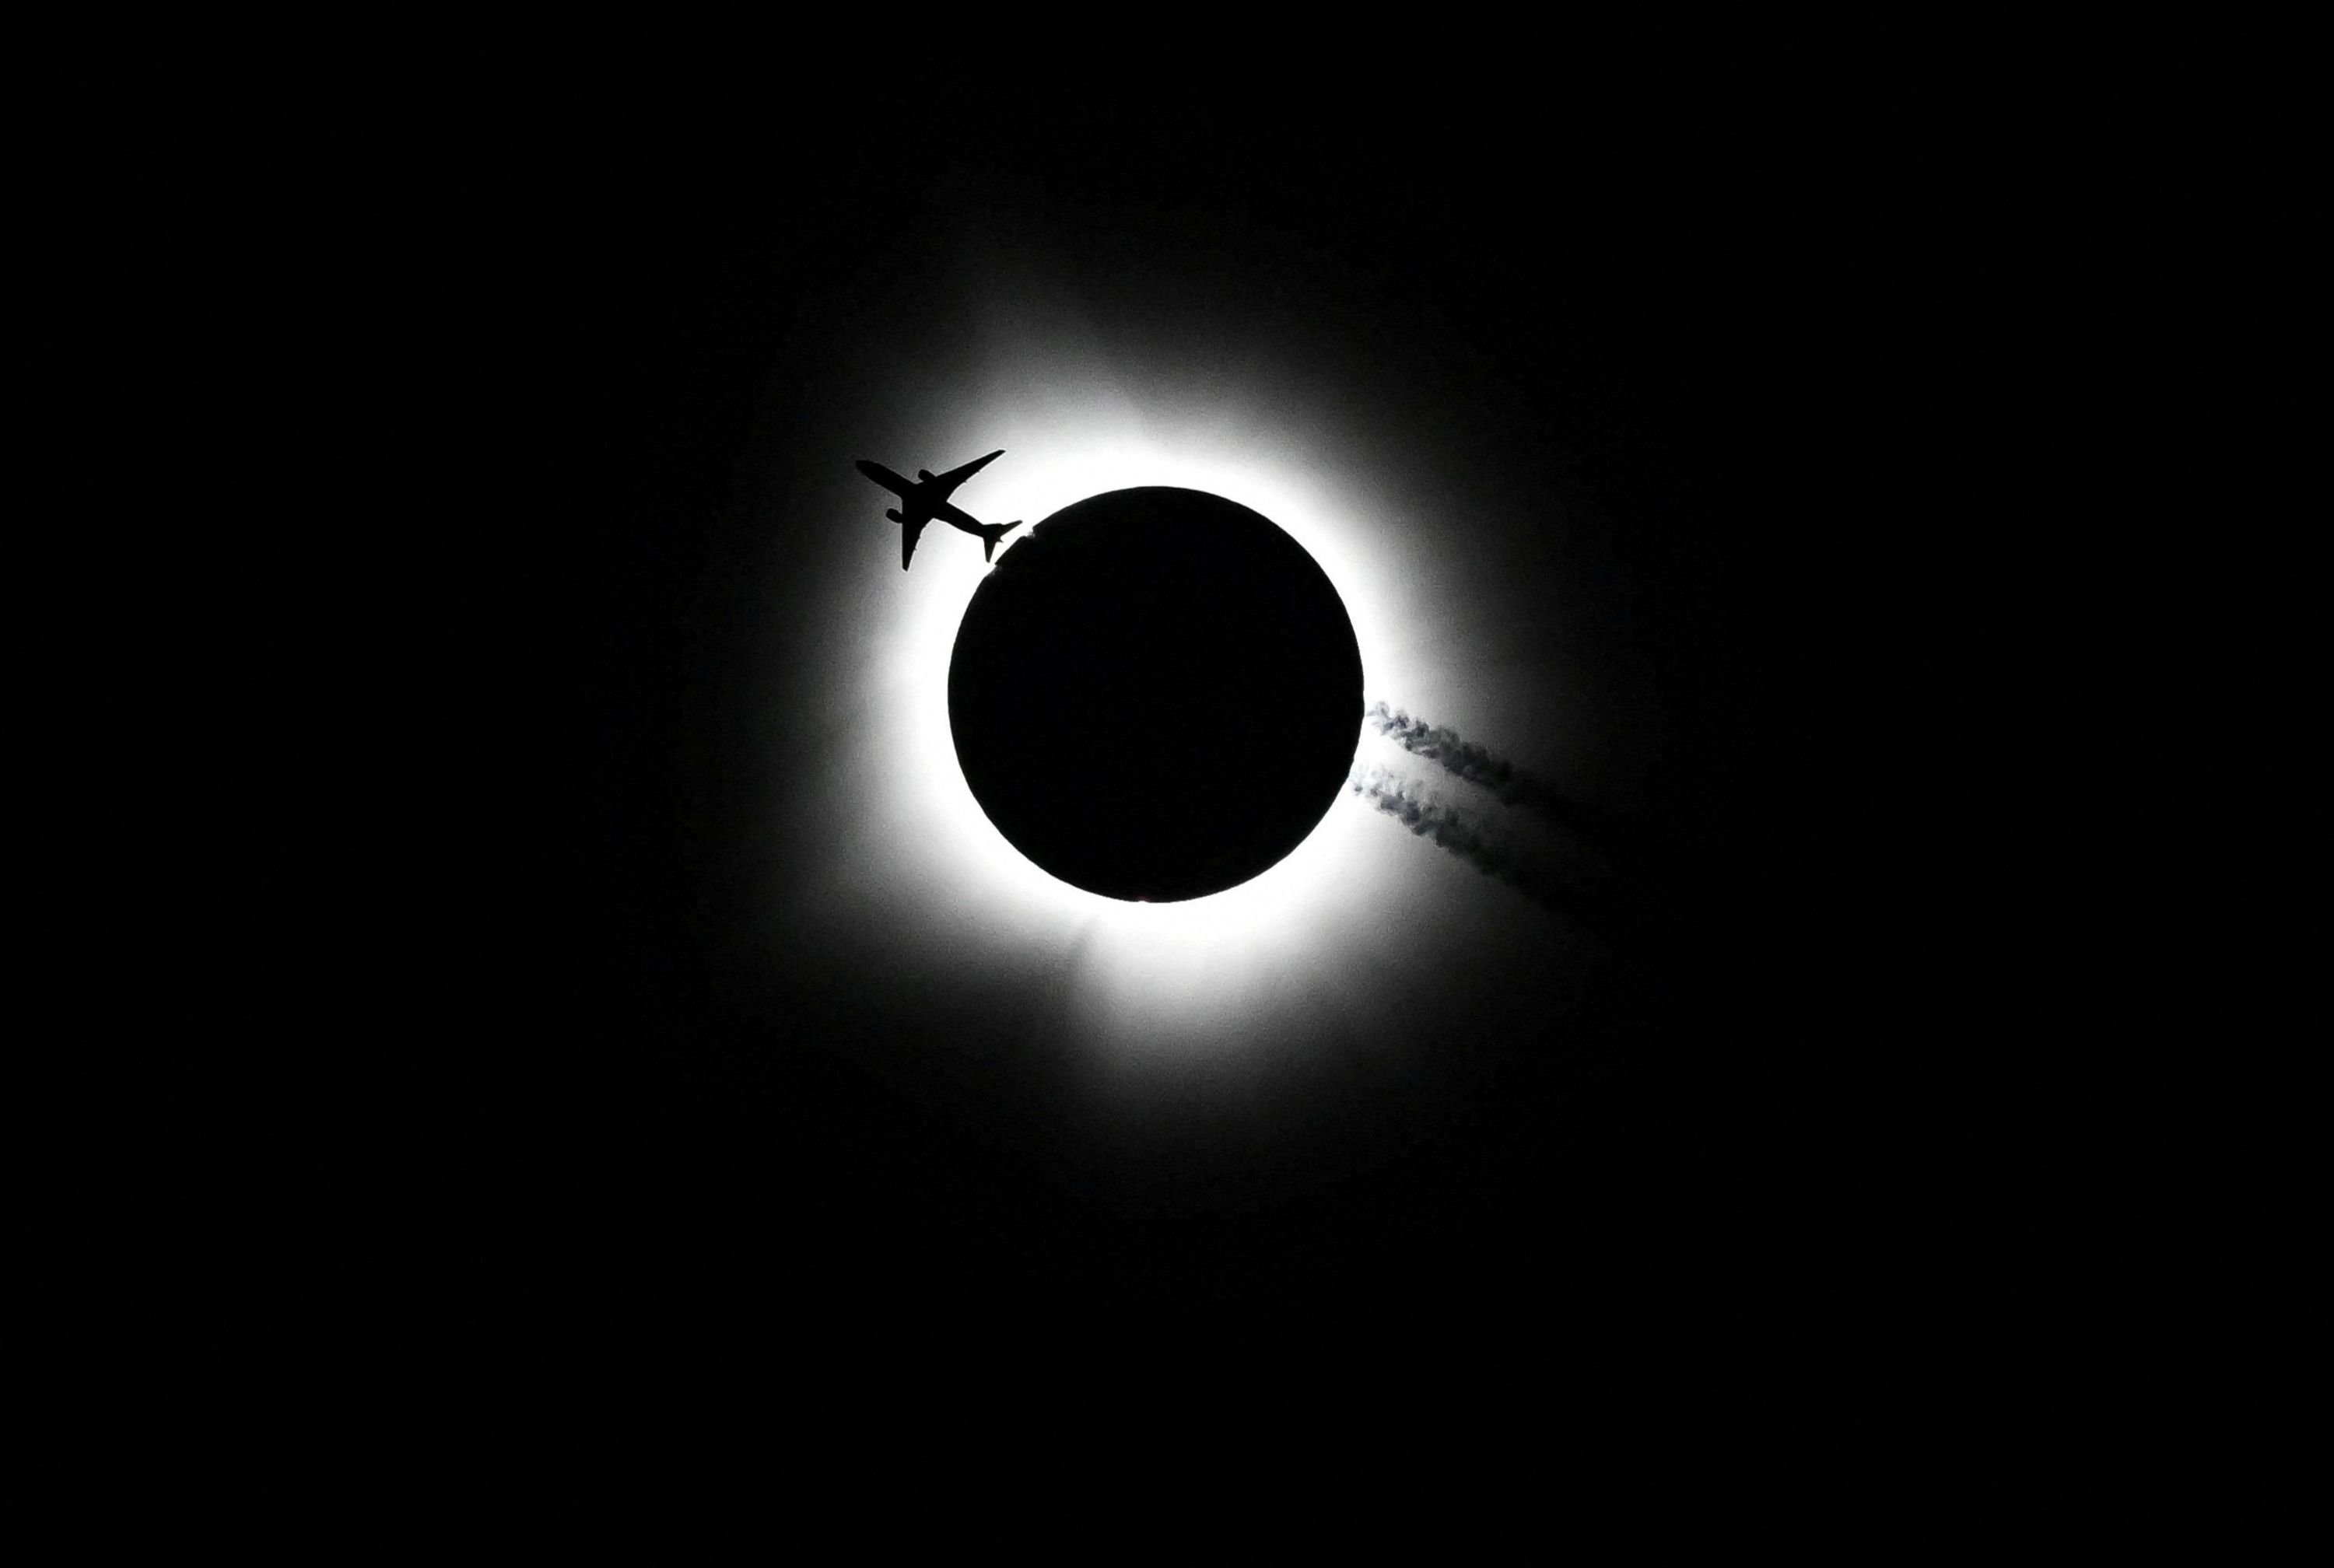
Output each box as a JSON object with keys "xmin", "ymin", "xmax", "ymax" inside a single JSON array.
[
  {"xmin": 928, "ymin": 448, "xmax": 1004, "ymax": 497},
  {"xmin": 900, "ymin": 516, "xmax": 929, "ymax": 570}
]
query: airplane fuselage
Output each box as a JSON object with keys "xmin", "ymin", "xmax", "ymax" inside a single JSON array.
[
  {"xmin": 856, "ymin": 449, "xmax": 1018, "ymax": 569},
  {"xmin": 853, "ymin": 460, "xmax": 990, "ymax": 538}
]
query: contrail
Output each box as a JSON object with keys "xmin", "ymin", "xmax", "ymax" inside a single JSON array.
[
  {"xmin": 1365, "ymin": 701, "xmax": 1587, "ymax": 831},
  {"xmin": 1346, "ymin": 765, "xmax": 1579, "ymax": 917},
  {"xmin": 1350, "ymin": 695, "xmax": 1685, "ymax": 939}
]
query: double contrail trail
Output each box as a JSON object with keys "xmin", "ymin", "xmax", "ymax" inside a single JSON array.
[
  {"xmin": 1350, "ymin": 703, "xmax": 1655, "ymax": 932},
  {"xmin": 1365, "ymin": 701, "xmax": 1591, "ymax": 832}
]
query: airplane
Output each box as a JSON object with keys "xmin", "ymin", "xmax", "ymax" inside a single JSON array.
[{"xmin": 854, "ymin": 448, "xmax": 1023, "ymax": 570}]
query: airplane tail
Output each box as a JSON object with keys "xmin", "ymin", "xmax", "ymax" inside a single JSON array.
[{"xmin": 980, "ymin": 520, "xmax": 1022, "ymax": 562}]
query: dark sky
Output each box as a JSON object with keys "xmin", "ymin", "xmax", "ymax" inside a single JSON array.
[{"xmin": 106, "ymin": 35, "xmax": 2231, "ymax": 1492}]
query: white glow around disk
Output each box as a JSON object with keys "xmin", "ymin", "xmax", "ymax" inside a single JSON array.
[{"xmin": 752, "ymin": 292, "xmax": 1575, "ymax": 1116}]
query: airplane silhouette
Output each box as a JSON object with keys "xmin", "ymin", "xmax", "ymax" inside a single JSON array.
[{"xmin": 854, "ymin": 449, "xmax": 1022, "ymax": 570}]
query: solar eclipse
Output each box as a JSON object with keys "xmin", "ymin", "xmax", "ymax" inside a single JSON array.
[{"xmin": 948, "ymin": 487, "xmax": 1362, "ymax": 903}]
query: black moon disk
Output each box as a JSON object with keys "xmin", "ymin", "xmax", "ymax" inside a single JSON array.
[{"xmin": 948, "ymin": 487, "xmax": 1363, "ymax": 902}]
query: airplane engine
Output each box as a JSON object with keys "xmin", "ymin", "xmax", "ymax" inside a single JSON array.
[{"xmin": 885, "ymin": 508, "xmax": 905, "ymax": 523}]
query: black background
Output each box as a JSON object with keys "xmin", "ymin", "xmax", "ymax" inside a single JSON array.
[{"xmin": 86, "ymin": 23, "xmax": 2253, "ymax": 1510}]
